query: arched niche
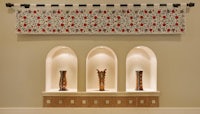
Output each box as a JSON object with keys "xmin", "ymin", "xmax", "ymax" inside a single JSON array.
[
  {"xmin": 126, "ymin": 46, "xmax": 157, "ymax": 92},
  {"xmin": 86, "ymin": 46, "xmax": 117, "ymax": 92},
  {"xmin": 46, "ymin": 46, "xmax": 77, "ymax": 92}
]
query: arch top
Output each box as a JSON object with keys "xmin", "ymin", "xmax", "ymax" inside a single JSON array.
[
  {"xmin": 127, "ymin": 46, "xmax": 157, "ymax": 61},
  {"xmin": 46, "ymin": 46, "xmax": 77, "ymax": 59},
  {"xmin": 87, "ymin": 46, "xmax": 117, "ymax": 61}
]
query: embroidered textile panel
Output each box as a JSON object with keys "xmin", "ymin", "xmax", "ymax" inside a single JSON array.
[{"xmin": 16, "ymin": 6, "xmax": 186, "ymax": 34}]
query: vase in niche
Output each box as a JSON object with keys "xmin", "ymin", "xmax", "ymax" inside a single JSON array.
[
  {"xmin": 97, "ymin": 69, "xmax": 107, "ymax": 91},
  {"xmin": 136, "ymin": 70, "xmax": 143, "ymax": 91},
  {"xmin": 59, "ymin": 70, "xmax": 67, "ymax": 91}
]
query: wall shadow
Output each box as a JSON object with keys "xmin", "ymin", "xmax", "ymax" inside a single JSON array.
[{"xmin": 17, "ymin": 34, "xmax": 182, "ymax": 42}]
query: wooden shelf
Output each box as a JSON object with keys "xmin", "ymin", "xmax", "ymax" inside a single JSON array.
[{"xmin": 43, "ymin": 92, "xmax": 159, "ymax": 107}]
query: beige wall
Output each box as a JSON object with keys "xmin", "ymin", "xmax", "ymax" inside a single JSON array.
[
  {"xmin": 0, "ymin": 0, "xmax": 200, "ymax": 107},
  {"xmin": 1, "ymin": 108, "xmax": 200, "ymax": 114}
]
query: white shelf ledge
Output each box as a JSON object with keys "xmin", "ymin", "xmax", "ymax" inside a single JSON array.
[{"xmin": 42, "ymin": 91, "xmax": 160, "ymax": 96}]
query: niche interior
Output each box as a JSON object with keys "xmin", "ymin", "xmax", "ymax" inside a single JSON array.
[
  {"xmin": 45, "ymin": 46, "xmax": 78, "ymax": 92},
  {"xmin": 126, "ymin": 46, "xmax": 157, "ymax": 92},
  {"xmin": 86, "ymin": 46, "xmax": 117, "ymax": 92},
  {"xmin": 43, "ymin": 45, "xmax": 159, "ymax": 107}
]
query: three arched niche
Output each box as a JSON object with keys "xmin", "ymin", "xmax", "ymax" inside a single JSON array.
[
  {"xmin": 86, "ymin": 46, "xmax": 118, "ymax": 92},
  {"xmin": 126, "ymin": 46, "xmax": 157, "ymax": 92},
  {"xmin": 46, "ymin": 46, "xmax": 78, "ymax": 92}
]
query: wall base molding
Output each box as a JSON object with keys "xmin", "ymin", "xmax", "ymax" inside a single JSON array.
[{"xmin": 0, "ymin": 108, "xmax": 200, "ymax": 114}]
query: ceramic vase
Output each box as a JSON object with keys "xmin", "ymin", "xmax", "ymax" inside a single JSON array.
[
  {"xmin": 136, "ymin": 70, "xmax": 143, "ymax": 91},
  {"xmin": 97, "ymin": 69, "xmax": 107, "ymax": 91},
  {"xmin": 59, "ymin": 70, "xmax": 67, "ymax": 91}
]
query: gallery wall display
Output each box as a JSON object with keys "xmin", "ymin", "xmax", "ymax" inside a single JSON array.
[
  {"xmin": 5, "ymin": 2, "xmax": 194, "ymax": 107},
  {"xmin": 43, "ymin": 45, "xmax": 159, "ymax": 107},
  {"xmin": 6, "ymin": 2, "xmax": 194, "ymax": 34}
]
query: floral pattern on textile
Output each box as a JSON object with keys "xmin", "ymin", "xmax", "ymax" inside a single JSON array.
[{"xmin": 16, "ymin": 7, "xmax": 185, "ymax": 34}]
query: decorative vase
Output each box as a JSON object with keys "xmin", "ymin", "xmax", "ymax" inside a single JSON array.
[
  {"xmin": 136, "ymin": 70, "xmax": 143, "ymax": 91},
  {"xmin": 97, "ymin": 69, "xmax": 107, "ymax": 91},
  {"xmin": 59, "ymin": 70, "xmax": 67, "ymax": 91}
]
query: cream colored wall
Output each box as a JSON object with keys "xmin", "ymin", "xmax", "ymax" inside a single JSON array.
[
  {"xmin": 1, "ymin": 108, "xmax": 200, "ymax": 114},
  {"xmin": 0, "ymin": 0, "xmax": 200, "ymax": 107}
]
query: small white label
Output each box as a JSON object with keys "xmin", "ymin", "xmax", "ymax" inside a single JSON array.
[
  {"xmin": 82, "ymin": 100, "xmax": 87, "ymax": 104},
  {"xmin": 152, "ymin": 100, "xmax": 156, "ymax": 104},
  {"xmin": 94, "ymin": 100, "xmax": 98, "ymax": 104},
  {"xmin": 140, "ymin": 100, "xmax": 144, "ymax": 104},
  {"xmin": 129, "ymin": 100, "xmax": 133, "ymax": 104},
  {"xmin": 117, "ymin": 100, "xmax": 121, "ymax": 104},
  {"xmin": 105, "ymin": 100, "xmax": 109, "ymax": 104},
  {"xmin": 70, "ymin": 100, "xmax": 75, "ymax": 104},
  {"xmin": 46, "ymin": 100, "xmax": 51, "ymax": 104},
  {"xmin": 58, "ymin": 100, "xmax": 63, "ymax": 104}
]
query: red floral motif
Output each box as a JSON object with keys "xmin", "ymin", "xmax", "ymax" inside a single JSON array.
[
  {"xmin": 48, "ymin": 24, "xmax": 51, "ymax": 27},
  {"xmin": 117, "ymin": 16, "xmax": 121, "ymax": 20},
  {"xmin": 117, "ymin": 23, "xmax": 121, "ymax": 27},
  {"xmin": 181, "ymin": 29, "xmax": 184, "ymax": 32},
  {"xmin": 61, "ymin": 17, "xmax": 64, "ymax": 20},
  {"xmin": 163, "ymin": 16, "xmax": 166, "ymax": 19},
  {"xmin": 163, "ymin": 23, "xmax": 166, "ymax": 26},
  {"xmin": 61, "ymin": 23, "xmax": 64, "ymax": 27},
  {"xmin": 94, "ymin": 16, "xmax": 98, "ymax": 19},
  {"xmin": 57, "ymin": 10, "xmax": 61, "ymax": 14},
  {"xmin": 16, "ymin": 7, "xmax": 186, "ymax": 34},
  {"xmin": 84, "ymin": 23, "xmax": 87, "ymax": 26},
  {"xmin": 130, "ymin": 23, "xmax": 134, "ymax": 26}
]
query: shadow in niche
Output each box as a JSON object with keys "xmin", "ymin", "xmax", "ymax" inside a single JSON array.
[{"xmin": 17, "ymin": 34, "xmax": 182, "ymax": 42}]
